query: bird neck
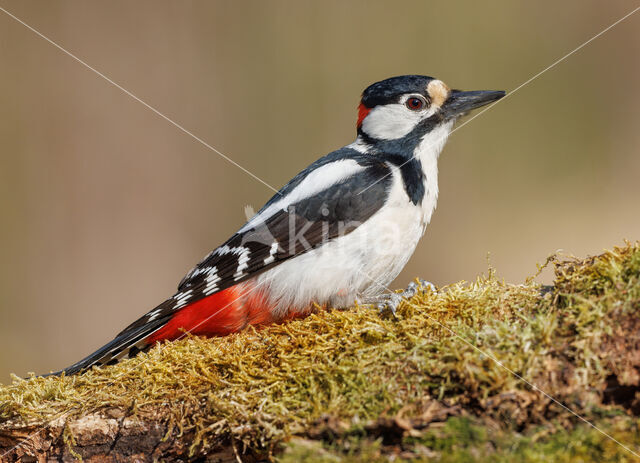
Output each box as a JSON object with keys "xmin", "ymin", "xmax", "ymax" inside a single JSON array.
[
  {"xmin": 354, "ymin": 119, "xmax": 453, "ymax": 164},
  {"xmin": 349, "ymin": 121, "xmax": 453, "ymax": 207}
]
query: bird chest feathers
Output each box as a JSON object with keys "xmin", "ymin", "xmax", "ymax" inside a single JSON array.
[{"xmin": 46, "ymin": 75, "xmax": 505, "ymax": 376}]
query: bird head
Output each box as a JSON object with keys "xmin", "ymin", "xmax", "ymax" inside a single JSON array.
[{"xmin": 357, "ymin": 75, "xmax": 505, "ymax": 143}]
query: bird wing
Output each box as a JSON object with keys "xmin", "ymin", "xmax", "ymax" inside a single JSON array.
[
  {"xmin": 116, "ymin": 153, "xmax": 393, "ymax": 337},
  {"xmin": 52, "ymin": 152, "xmax": 394, "ymax": 374}
]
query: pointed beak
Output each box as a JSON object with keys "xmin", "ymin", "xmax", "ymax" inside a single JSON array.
[{"xmin": 442, "ymin": 90, "xmax": 506, "ymax": 119}]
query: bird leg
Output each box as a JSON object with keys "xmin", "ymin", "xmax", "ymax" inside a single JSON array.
[{"xmin": 363, "ymin": 279, "xmax": 437, "ymax": 316}]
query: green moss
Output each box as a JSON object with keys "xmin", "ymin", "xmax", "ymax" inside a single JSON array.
[
  {"xmin": 1, "ymin": 242, "xmax": 639, "ymax": 460},
  {"xmin": 280, "ymin": 416, "xmax": 640, "ymax": 462}
]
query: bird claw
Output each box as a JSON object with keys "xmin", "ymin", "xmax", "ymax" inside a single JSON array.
[
  {"xmin": 401, "ymin": 279, "xmax": 437, "ymax": 299},
  {"xmin": 417, "ymin": 279, "xmax": 437, "ymax": 293},
  {"xmin": 373, "ymin": 280, "xmax": 437, "ymax": 316},
  {"xmin": 376, "ymin": 292, "xmax": 404, "ymax": 316}
]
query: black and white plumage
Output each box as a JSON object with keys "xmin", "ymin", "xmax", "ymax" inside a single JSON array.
[{"xmin": 51, "ymin": 75, "xmax": 505, "ymax": 375}]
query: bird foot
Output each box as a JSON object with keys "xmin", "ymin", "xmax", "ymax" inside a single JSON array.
[
  {"xmin": 375, "ymin": 292, "xmax": 404, "ymax": 316},
  {"xmin": 370, "ymin": 279, "xmax": 437, "ymax": 316}
]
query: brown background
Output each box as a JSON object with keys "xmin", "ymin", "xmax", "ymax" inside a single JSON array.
[{"xmin": 0, "ymin": 1, "xmax": 638, "ymax": 379}]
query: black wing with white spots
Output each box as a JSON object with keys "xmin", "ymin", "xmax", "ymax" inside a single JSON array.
[
  {"xmin": 120, "ymin": 153, "xmax": 392, "ymax": 333},
  {"xmin": 50, "ymin": 151, "xmax": 393, "ymax": 375}
]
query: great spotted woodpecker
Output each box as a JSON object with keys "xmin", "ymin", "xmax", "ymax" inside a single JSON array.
[{"xmin": 52, "ymin": 75, "xmax": 504, "ymax": 375}]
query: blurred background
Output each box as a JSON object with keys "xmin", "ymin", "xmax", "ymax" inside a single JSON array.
[{"xmin": 0, "ymin": 1, "xmax": 638, "ymax": 379}]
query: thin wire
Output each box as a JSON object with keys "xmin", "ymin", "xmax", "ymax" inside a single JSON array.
[
  {"xmin": 357, "ymin": 4, "xmax": 640, "ymax": 196},
  {"xmin": 362, "ymin": 269, "xmax": 640, "ymax": 459},
  {"xmin": 1, "ymin": 2, "xmax": 639, "ymax": 458},
  {"xmin": 0, "ymin": 276, "xmax": 273, "ymax": 458},
  {"xmin": 419, "ymin": 309, "xmax": 640, "ymax": 459},
  {"xmin": 0, "ymin": 5, "xmax": 281, "ymax": 196}
]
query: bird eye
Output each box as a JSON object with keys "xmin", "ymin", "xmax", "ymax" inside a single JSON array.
[{"xmin": 405, "ymin": 95, "xmax": 427, "ymax": 111}]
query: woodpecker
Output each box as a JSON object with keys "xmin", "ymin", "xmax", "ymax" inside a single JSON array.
[{"xmin": 52, "ymin": 75, "xmax": 504, "ymax": 375}]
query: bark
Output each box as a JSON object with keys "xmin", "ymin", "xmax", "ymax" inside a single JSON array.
[
  {"xmin": 0, "ymin": 405, "xmax": 466, "ymax": 462},
  {"xmin": 0, "ymin": 413, "xmax": 248, "ymax": 463}
]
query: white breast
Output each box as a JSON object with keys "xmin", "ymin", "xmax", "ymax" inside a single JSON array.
[
  {"xmin": 253, "ymin": 167, "xmax": 437, "ymax": 316},
  {"xmin": 413, "ymin": 120, "xmax": 454, "ymax": 223},
  {"xmin": 253, "ymin": 123, "xmax": 454, "ymax": 316}
]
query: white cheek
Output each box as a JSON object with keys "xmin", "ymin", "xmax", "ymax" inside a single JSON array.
[{"xmin": 361, "ymin": 104, "xmax": 421, "ymax": 140}]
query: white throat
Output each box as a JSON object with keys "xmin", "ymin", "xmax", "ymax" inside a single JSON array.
[
  {"xmin": 414, "ymin": 120, "xmax": 455, "ymax": 220},
  {"xmin": 414, "ymin": 120, "xmax": 455, "ymax": 165}
]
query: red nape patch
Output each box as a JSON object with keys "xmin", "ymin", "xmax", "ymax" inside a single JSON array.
[
  {"xmin": 357, "ymin": 103, "xmax": 371, "ymax": 128},
  {"xmin": 146, "ymin": 284, "xmax": 278, "ymax": 344}
]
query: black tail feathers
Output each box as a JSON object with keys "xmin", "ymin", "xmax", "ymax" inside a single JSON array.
[{"xmin": 43, "ymin": 318, "xmax": 168, "ymax": 376}]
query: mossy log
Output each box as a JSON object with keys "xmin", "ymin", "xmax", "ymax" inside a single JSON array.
[{"xmin": 1, "ymin": 243, "xmax": 640, "ymax": 462}]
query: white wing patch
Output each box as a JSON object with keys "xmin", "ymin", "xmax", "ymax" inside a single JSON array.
[
  {"xmin": 263, "ymin": 241, "xmax": 279, "ymax": 265},
  {"xmin": 173, "ymin": 289, "xmax": 194, "ymax": 309},
  {"xmin": 233, "ymin": 247, "xmax": 251, "ymax": 281},
  {"xmin": 204, "ymin": 267, "xmax": 221, "ymax": 296},
  {"xmin": 239, "ymin": 159, "xmax": 365, "ymax": 233}
]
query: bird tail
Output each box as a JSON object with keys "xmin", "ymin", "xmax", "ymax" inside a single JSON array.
[
  {"xmin": 44, "ymin": 314, "xmax": 170, "ymax": 376},
  {"xmin": 45, "ymin": 282, "xmax": 275, "ymax": 376}
]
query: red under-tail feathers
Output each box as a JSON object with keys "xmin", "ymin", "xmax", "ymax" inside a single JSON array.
[
  {"xmin": 49, "ymin": 281, "xmax": 310, "ymax": 376},
  {"xmin": 147, "ymin": 283, "xmax": 279, "ymax": 342}
]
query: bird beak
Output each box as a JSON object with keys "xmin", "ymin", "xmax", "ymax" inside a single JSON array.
[{"xmin": 442, "ymin": 90, "xmax": 506, "ymax": 119}]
